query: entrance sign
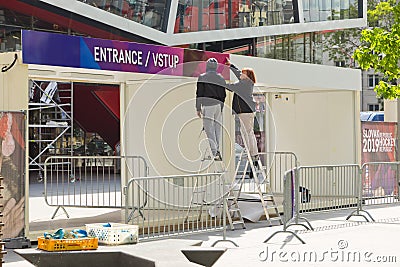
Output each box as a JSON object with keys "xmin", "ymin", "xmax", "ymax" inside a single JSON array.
[{"xmin": 21, "ymin": 30, "xmax": 229, "ymax": 78}]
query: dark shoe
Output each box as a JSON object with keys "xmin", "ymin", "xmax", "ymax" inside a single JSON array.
[
  {"xmin": 214, "ymin": 151, "xmax": 222, "ymax": 161},
  {"xmin": 254, "ymin": 160, "xmax": 259, "ymax": 169},
  {"xmin": 249, "ymin": 168, "xmax": 254, "ymax": 178},
  {"xmin": 252, "ymin": 155, "xmax": 259, "ymax": 168}
]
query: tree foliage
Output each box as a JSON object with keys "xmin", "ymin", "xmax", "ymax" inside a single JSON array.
[
  {"xmin": 354, "ymin": 0, "xmax": 400, "ymax": 99},
  {"xmin": 324, "ymin": 0, "xmax": 392, "ymax": 67},
  {"xmin": 324, "ymin": 28, "xmax": 360, "ymax": 66}
]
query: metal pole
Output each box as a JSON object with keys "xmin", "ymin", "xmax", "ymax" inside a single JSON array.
[{"xmin": 211, "ymin": 174, "xmax": 238, "ymax": 247}]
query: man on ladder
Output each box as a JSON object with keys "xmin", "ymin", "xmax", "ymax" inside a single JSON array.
[
  {"xmin": 196, "ymin": 58, "xmax": 227, "ymax": 161},
  {"xmin": 195, "ymin": 58, "xmax": 246, "ymax": 230}
]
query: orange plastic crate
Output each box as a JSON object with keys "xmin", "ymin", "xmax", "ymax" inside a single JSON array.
[{"xmin": 37, "ymin": 237, "xmax": 98, "ymax": 251}]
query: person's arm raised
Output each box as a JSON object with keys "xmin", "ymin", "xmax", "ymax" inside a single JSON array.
[{"xmin": 225, "ymin": 58, "xmax": 241, "ymax": 79}]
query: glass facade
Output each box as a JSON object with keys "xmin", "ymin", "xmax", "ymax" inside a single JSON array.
[
  {"xmin": 174, "ymin": 0, "xmax": 294, "ymax": 33},
  {"xmin": 0, "ymin": 2, "xmax": 353, "ymax": 65},
  {"xmin": 221, "ymin": 32, "xmax": 324, "ymax": 64},
  {"xmin": 79, "ymin": 0, "xmax": 170, "ymax": 32},
  {"xmin": 0, "ymin": 12, "xmax": 45, "ymax": 52},
  {"xmin": 0, "ymin": 7, "xmax": 326, "ymax": 66},
  {"xmin": 303, "ymin": 0, "xmax": 359, "ymax": 22},
  {"xmin": 0, "ymin": 9, "xmax": 85, "ymax": 53},
  {"xmin": 2, "ymin": 0, "xmax": 362, "ymax": 37},
  {"xmin": 75, "ymin": 0, "xmax": 363, "ymax": 33},
  {"xmin": 174, "ymin": 0, "xmax": 360, "ymax": 33}
]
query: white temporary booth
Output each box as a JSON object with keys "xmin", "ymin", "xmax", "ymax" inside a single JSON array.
[{"xmin": 0, "ymin": 31, "xmax": 361, "ymax": 236}]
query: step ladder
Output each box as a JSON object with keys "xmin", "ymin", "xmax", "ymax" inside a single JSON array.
[
  {"xmin": 234, "ymin": 130, "xmax": 282, "ymax": 227},
  {"xmin": 215, "ymin": 142, "xmax": 250, "ymax": 230},
  {"xmin": 187, "ymin": 133, "xmax": 247, "ymax": 231},
  {"xmin": 184, "ymin": 175, "xmax": 207, "ymax": 223},
  {"xmin": 184, "ymin": 132, "xmax": 226, "ymax": 223},
  {"xmin": 224, "ymin": 184, "xmax": 246, "ymax": 230}
]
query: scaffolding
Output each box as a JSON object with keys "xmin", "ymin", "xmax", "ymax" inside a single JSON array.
[{"xmin": 28, "ymin": 80, "xmax": 74, "ymax": 178}]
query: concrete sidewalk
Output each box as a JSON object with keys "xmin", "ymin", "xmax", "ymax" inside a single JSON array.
[
  {"xmin": 194, "ymin": 205, "xmax": 400, "ymax": 266},
  {"xmin": 4, "ymin": 202, "xmax": 400, "ymax": 266}
]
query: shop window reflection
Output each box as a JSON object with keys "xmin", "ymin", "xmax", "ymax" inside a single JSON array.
[
  {"xmin": 250, "ymin": 32, "xmax": 324, "ymax": 64},
  {"xmin": 80, "ymin": 0, "xmax": 361, "ymax": 33},
  {"xmin": 302, "ymin": 0, "xmax": 358, "ymax": 22},
  {"xmin": 175, "ymin": 0, "xmax": 287, "ymax": 33},
  {"xmin": 80, "ymin": 0, "xmax": 167, "ymax": 32}
]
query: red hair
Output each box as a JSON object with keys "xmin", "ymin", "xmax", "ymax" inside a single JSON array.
[{"xmin": 242, "ymin": 68, "xmax": 256, "ymax": 83}]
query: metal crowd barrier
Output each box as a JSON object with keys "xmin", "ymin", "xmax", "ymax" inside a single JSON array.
[
  {"xmin": 295, "ymin": 162, "xmax": 400, "ymax": 221},
  {"xmin": 297, "ymin": 164, "xmax": 360, "ymax": 213},
  {"xmin": 361, "ymin": 162, "xmax": 400, "ymax": 205},
  {"xmin": 267, "ymin": 162, "xmax": 400, "ymax": 243},
  {"xmin": 124, "ymin": 173, "xmax": 226, "ymax": 241},
  {"xmin": 266, "ymin": 164, "xmax": 359, "ymax": 243},
  {"xmin": 44, "ymin": 155, "xmax": 148, "ymax": 219},
  {"xmin": 348, "ymin": 161, "xmax": 400, "ymax": 222},
  {"xmin": 264, "ymin": 169, "xmax": 312, "ymax": 244}
]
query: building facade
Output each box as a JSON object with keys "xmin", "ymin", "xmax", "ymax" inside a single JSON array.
[
  {"xmin": 1, "ymin": 0, "xmax": 365, "ymax": 54},
  {"xmin": 361, "ymin": 69, "xmax": 382, "ymax": 112},
  {"xmin": 0, "ymin": 0, "xmax": 367, "ymax": 168}
]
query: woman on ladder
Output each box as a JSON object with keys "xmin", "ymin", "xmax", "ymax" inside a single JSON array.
[{"xmin": 225, "ymin": 58, "xmax": 259, "ymax": 162}]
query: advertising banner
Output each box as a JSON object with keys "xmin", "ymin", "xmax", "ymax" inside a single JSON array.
[
  {"xmin": 0, "ymin": 112, "xmax": 25, "ymax": 238},
  {"xmin": 361, "ymin": 122, "xmax": 396, "ymax": 164},
  {"xmin": 361, "ymin": 122, "xmax": 397, "ymax": 197},
  {"xmin": 21, "ymin": 30, "xmax": 230, "ymax": 78}
]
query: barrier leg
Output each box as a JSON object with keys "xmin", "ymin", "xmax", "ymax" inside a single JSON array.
[
  {"xmin": 126, "ymin": 207, "xmax": 145, "ymax": 223},
  {"xmin": 288, "ymin": 216, "xmax": 314, "ymax": 231},
  {"xmin": 346, "ymin": 195, "xmax": 375, "ymax": 222},
  {"xmin": 51, "ymin": 206, "xmax": 69, "ymax": 219},
  {"xmin": 286, "ymin": 223, "xmax": 311, "ymax": 231},
  {"xmin": 346, "ymin": 209, "xmax": 375, "ymax": 222},
  {"xmin": 264, "ymin": 230, "xmax": 305, "ymax": 244},
  {"xmin": 348, "ymin": 164, "xmax": 375, "ymax": 222},
  {"xmin": 211, "ymin": 195, "xmax": 239, "ymax": 247}
]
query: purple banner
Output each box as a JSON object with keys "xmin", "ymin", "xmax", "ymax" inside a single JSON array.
[{"xmin": 22, "ymin": 30, "xmax": 230, "ymax": 78}]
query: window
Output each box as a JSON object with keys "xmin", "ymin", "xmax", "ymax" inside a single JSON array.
[
  {"xmin": 368, "ymin": 74, "xmax": 380, "ymax": 88},
  {"xmin": 335, "ymin": 60, "xmax": 345, "ymax": 67},
  {"xmin": 368, "ymin": 104, "xmax": 379, "ymax": 111},
  {"xmin": 80, "ymin": 0, "xmax": 169, "ymax": 32},
  {"xmin": 173, "ymin": 0, "xmax": 301, "ymax": 33}
]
